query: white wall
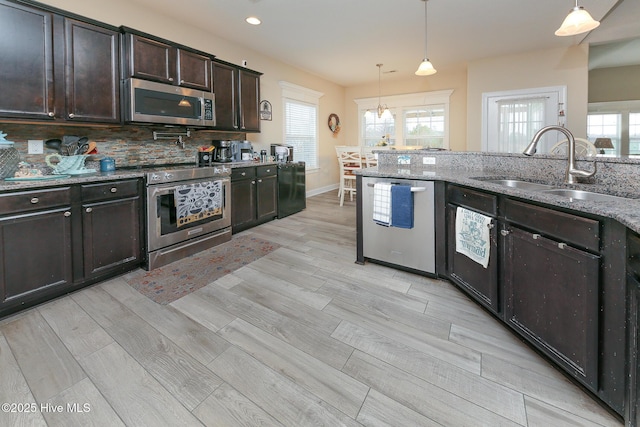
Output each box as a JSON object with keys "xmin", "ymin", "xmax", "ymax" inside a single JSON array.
[{"xmin": 466, "ymin": 45, "xmax": 589, "ymax": 151}]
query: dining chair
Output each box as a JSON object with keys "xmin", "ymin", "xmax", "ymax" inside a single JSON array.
[
  {"xmin": 335, "ymin": 146, "xmax": 362, "ymax": 206},
  {"xmin": 549, "ymin": 138, "xmax": 598, "ymax": 157},
  {"xmin": 361, "ymin": 146, "xmax": 378, "ymax": 168}
]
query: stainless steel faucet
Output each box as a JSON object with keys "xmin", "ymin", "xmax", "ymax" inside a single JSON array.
[{"xmin": 523, "ymin": 125, "xmax": 596, "ymax": 184}]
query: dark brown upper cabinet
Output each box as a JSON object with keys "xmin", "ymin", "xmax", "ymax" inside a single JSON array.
[
  {"xmin": 0, "ymin": 0, "xmax": 120, "ymax": 124},
  {"xmin": 212, "ymin": 60, "xmax": 261, "ymax": 132},
  {"xmin": 124, "ymin": 31, "xmax": 212, "ymax": 91}
]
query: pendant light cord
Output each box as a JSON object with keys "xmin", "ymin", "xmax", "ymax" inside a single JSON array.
[{"xmin": 423, "ymin": 0, "xmax": 428, "ymax": 60}]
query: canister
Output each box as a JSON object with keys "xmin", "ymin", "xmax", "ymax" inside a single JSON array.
[{"xmin": 100, "ymin": 157, "xmax": 116, "ymax": 172}]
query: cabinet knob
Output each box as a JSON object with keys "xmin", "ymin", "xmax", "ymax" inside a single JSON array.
[
  {"xmin": 258, "ymin": 179, "xmax": 262, "ymax": 183},
  {"xmin": 110, "ymin": 187, "xmax": 117, "ymax": 193},
  {"xmin": 30, "ymin": 197, "xmax": 39, "ymax": 204},
  {"xmin": 558, "ymin": 242, "xmax": 567, "ymax": 250},
  {"xmin": 68, "ymin": 113, "xmax": 75, "ymax": 119},
  {"xmin": 48, "ymin": 112, "xmax": 55, "ymax": 117},
  {"xmin": 487, "ymin": 222, "xmax": 494, "ymax": 229},
  {"xmin": 532, "ymin": 234, "xmax": 541, "ymax": 240},
  {"xmin": 251, "ymin": 180, "xmax": 255, "ymax": 184},
  {"xmin": 500, "ymin": 229, "xmax": 510, "ymax": 236},
  {"xmin": 266, "ymin": 169, "xmax": 271, "ymax": 173},
  {"xmin": 64, "ymin": 211, "xmax": 71, "ymax": 217},
  {"xmin": 241, "ymin": 172, "xmax": 246, "ymax": 176},
  {"xmin": 180, "ymin": 79, "xmax": 185, "ymax": 84},
  {"xmin": 169, "ymin": 77, "xmax": 174, "ymax": 82},
  {"xmin": 86, "ymin": 207, "xmax": 93, "ymax": 213}
]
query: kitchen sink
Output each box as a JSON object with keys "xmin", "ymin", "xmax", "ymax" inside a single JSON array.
[
  {"xmin": 477, "ymin": 179, "xmax": 555, "ymax": 191},
  {"xmin": 540, "ymin": 189, "xmax": 631, "ymax": 202}
]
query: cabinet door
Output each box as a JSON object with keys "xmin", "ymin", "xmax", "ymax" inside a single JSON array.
[
  {"xmin": 238, "ymin": 70, "xmax": 260, "ymax": 132},
  {"xmin": 447, "ymin": 204, "xmax": 499, "ymax": 313},
  {"xmin": 0, "ymin": 208, "xmax": 72, "ymax": 307},
  {"xmin": 64, "ymin": 19, "xmax": 120, "ymax": 123},
  {"xmin": 128, "ymin": 34, "xmax": 176, "ymax": 84},
  {"xmin": 627, "ymin": 273, "xmax": 640, "ymax": 426},
  {"xmin": 82, "ymin": 197, "xmax": 141, "ymax": 278},
  {"xmin": 503, "ymin": 225, "xmax": 600, "ymax": 390},
  {"xmin": 177, "ymin": 49, "xmax": 211, "ymax": 91},
  {"xmin": 256, "ymin": 175, "xmax": 277, "ymax": 222},
  {"xmin": 0, "ymin": 0, "xmax": 55, "ymax": 119},
  {"xmin": 231, "ymin": 178, "xmax": 256, "ymax": 232},
  {"xmin": 212, "ymin": 61, "xmax": 238, "ymax": 130}
]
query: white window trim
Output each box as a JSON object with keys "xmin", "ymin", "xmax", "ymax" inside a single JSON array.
[
  {"xmin": 279, "ymin": 81, "xmax": 324, "ymax": 171},
  {"xmin": 354, "ymin": 90, "xmax": 453, "ymax": 148},
  {"xmin": 481, "ymin": 85, "xmax": 566, "ymax": 152}
]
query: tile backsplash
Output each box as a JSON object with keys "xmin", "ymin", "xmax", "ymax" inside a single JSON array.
[{"xmin": 1, "ymin": 123, "xmax": 246, "ymax": 168}]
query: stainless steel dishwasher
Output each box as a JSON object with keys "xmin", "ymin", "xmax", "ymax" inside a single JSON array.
[{"xmin": 362, "ymin": 177, "xmax": 435, "ymax": 273}]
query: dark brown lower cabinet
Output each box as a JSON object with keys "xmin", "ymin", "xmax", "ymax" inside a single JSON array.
[
  {"xmin": 626, "ymin": 231, "xmax": 640, "ymax": 426},
  {"xmin": 0, "ymin": 179, "xmax": 143, "ymax": 318},
  {"xmin": 627, "ymin": 273, "xmax": 640, "ymax": 427},
  {"xmin": 82, "ymin": 196, "xmax": 141, "ymax": 278},
  {"xmin": 79, "ymin": 179, "xmax": 142, "ymax": 279},
  {"xmin": 231, "ymin": 165, "xmax": 277, "ymax": 233},
  {"xmin": 503, "ymin": 225, "xmax": 600, "ymax": 390},
  {"xmin": 0, "ymin": 207, "xmax": 73, "ymax": 305},
  {"xmin": 446, "ymin": 185, "xmax": 500, "ymax": 314}
]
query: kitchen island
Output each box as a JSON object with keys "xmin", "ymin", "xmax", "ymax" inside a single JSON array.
[{"xmin": 357, "ymin": 150, "xmax": 640, "ymax": 426}]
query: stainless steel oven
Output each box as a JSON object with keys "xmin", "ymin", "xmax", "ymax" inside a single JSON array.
[{"xmin": 145, "ymin": 166, "xmax": 231, "ymax": 270}]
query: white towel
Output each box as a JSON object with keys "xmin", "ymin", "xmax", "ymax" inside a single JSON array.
[
  {"xmin": 372, "ymin": 183, "xmax": 392, "ymax": 226},
  {"xmin": 455, "ymin": 207, "xmax": 492, "ymax": 268}
]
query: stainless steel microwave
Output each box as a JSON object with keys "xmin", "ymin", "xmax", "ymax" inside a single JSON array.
[{"xmin": 124, "ymin": 78, "xmax": 215, "ymax": 127}]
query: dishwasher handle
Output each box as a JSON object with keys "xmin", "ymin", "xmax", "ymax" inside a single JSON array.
[{"xmin": 366, "ymin": 183, "xmax": 426, "ymax": 192}]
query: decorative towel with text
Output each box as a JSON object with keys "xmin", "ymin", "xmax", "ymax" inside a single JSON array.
[{"xmin": 455, "ymin": 206, "xmax": 492, "ymax": 268}]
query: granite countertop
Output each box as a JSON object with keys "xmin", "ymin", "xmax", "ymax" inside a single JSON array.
[
  {"xmin": 359, "ymin": 164, "xmax": 640, "ymax": 235},
  {"xmin": 212, "ymin": 161, "xmax": 280, "ymax": 168}
]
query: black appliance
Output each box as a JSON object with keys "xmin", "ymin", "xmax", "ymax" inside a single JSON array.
[
  {"xmin": 270, "ymin": 144, "xmax": 294, "ymax": 162},
  {"xmin": 212, "ymin": 140, "xmax": 233, "ymax": 162},
  {"xmin": 277, "ymin": 161, "xmax": 306, "ymax": 218}
]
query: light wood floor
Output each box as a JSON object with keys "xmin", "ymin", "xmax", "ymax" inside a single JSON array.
[{"xmin": 0, "ymin": 192, "xmax": 623, "ymax": 426}]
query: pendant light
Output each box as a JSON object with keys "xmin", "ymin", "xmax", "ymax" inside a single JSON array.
[
  {"xmin": 555, "ymin": 0, "xmax": 600, "ymax": 37},
  {"xmin": 376, "ymin": 64, "xmax": 389, "ymax": 119},
  {"xmin": 415, "ymin": 0, "xmax": 436, "ymax": 76}
]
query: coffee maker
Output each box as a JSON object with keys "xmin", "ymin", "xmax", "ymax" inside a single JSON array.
[
  {"xmin": 231, "ymin": 141, "xmax": 253, "ymax": 162},
  {"xmin": 270, "ymin": 144, "xmax": 294, "ymax": 162},
  {"xmin": 212, "ymin": 140, "xmax": 233, "ymax": 163}
]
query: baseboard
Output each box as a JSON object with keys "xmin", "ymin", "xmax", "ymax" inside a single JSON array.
[{"xmin": 306, "ymin": 183, "xmax": 339, "ymax": 198}]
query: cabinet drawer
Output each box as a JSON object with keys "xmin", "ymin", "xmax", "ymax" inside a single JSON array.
[
  {"xmin": 503, "ymin": 198, "xmax": 600, "ymax": 252},
  {"xmin": 81, "ymin": 179, "xmax": 140, "ymax": 203},
  {"xmin": 232, "ymin": 167, "xmax": 256, "ymax": 181},
  {"xmin": 257, "ymin": 165, "xmax": 276, "ymax": 178},
  {"xmin": 0, "ymin": 187, "xmax": 71, "ymax": 215},
  {"xmin": 447, "ymin": 185, "xmax": 497, "ymax": 216}
]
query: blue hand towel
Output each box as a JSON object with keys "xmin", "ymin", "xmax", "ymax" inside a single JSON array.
[{"xmin": 391, "ymin": 185, "xmax": 413, "ymax": 229}]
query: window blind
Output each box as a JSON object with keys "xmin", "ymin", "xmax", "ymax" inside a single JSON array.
[
  {"xmin": 284, "ymin": 99, "xmax": 317, "ymax": 168},
  {"xmin": 404, "ymin": 106, "xmax": 445, "ymax": 148}
]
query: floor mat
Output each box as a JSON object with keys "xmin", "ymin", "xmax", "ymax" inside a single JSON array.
[{"xmin": 125, "ymin": 235, "xmax": 279, "ymax": 305}]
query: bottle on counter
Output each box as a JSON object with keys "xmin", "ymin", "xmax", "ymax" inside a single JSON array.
[{"xmin": 260, "ymin": 149, "xmax": 268, "ymax": 163}]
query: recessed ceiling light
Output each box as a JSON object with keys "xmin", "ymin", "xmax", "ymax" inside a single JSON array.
[{"xmin": 246, "ymin": 16, "xmax": 261, "ymax": 25}]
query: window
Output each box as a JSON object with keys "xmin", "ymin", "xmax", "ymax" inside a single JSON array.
[
  {"xmin": 404, "ymin": 106, "xmax": 445, "ymax": 148},
  {"xmin": 355, "ymin": 90, "xmax": 452, "ymax": 148},
  {"xmin": 482, "ymin": 86, "xmax": 566, "ymax": 153},
  {"xmin": 587, "ymin": 113, "xmax": 620, "ymax": 155},
  {"xmin": 280, "ymin": 81, "xmax": 323, "ymax": 169},
  {"xmin": 588, "ymin": 101, "xmax": 640, "ymax": 156}
]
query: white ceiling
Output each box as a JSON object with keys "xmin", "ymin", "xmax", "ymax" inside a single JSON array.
[{"xmin": 129, "ymin": 0, "xmax": 640, "ymax": 87}]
